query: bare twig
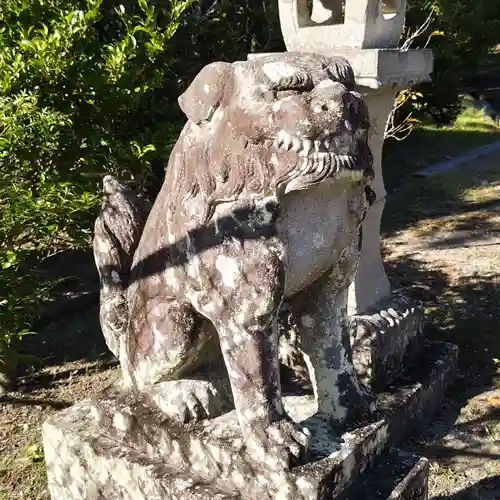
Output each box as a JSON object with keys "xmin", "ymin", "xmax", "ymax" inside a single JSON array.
[
  {"xmin": 385, "ymin": 8, "xmax": 439, "ymax": 140},
  {"xmin": 384, "ymin": 90, "xmax": 422, "ymax": 140},
  {"xmin": 401, "ymin": 8, "xmax": 435, "ymax": 51}
]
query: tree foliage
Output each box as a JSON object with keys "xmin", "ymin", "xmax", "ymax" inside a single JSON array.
[{"xmin": 405, "ymin": 0, "xmax": 500, "ymax": 126}]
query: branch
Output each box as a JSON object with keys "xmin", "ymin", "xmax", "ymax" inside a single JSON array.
[
  {"xmin": 401, "ymin": 8, "xmax": 435, "ymax": 51},
  {"xmin": 385, "ymin": 9, "xmax": 439, "ymax": 140},
  {"xmin": 384, "ymin": 92, "xmax": 418, "ymax": 141}
]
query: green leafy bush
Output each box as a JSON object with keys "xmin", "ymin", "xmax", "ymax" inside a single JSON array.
[
  {"xmin": 0, "ymin": 0, "xmax": 284, "ymax": 380},
  {"xmin": 0, "ymin": 0, "xmax": 198, "ymax": 378}
]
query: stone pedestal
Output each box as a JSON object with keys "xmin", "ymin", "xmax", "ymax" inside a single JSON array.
[
  {"xmin": 350, "ymin": 290, "xmax": 424, "ymax": 391},
  {"xmin": 43, "ymin": 341, "xmax": 457, "ymax": 500},
  {"xmin": 339, "ymin": 449, "xmax": 430, "ymax": 500}
]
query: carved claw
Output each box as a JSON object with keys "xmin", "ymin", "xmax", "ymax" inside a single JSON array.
[
  {"xmin": 148, "ymin": 380, "xmax": 226, "ymax": 422},
  {"xmin": 245, "ymin": 417, "xmax": 311, "ymax": 468}
]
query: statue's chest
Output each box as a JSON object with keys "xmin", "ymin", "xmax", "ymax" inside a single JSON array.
[{"xmin": 277, "ymin": 182, "xmax": 365, "ymax": 298}]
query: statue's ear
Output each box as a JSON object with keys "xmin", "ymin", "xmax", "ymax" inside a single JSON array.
[{"xmin": 178, "ymin": 62, "xmax": 234, "ymax": 125}]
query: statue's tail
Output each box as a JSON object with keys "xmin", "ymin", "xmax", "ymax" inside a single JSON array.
[{"xmin": 93, "ymin": 175, "xmax": 145, "ymax": 357}]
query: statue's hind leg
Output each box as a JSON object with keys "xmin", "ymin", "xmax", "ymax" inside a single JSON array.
[{"xmin": 125, "ymin": 297, "xmax": 228, "ymax": 421}]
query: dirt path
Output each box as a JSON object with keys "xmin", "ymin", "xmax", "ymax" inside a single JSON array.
[
  {"xmin": 1, "ymin": 152, "xmax": 500, "ymax": 500},
  {"xmin": 383, "ymin": 151, "xmax": 500, "ymax": 499},
  {"xmin": 0, "ymin": 306, "xmax": 119, "ymax": 500}
]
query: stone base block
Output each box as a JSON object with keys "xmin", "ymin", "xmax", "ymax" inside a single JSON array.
[
  {"xmin": 43, "ymin": 341, "xmax": 456, "ymax": 500},
  {"xmin": 340, "ymin": 449, "xmax": 429, "ymax": 500},
  {"xmin": 351, "ymin": 291, "xmax": 424, "ymax": 391}
]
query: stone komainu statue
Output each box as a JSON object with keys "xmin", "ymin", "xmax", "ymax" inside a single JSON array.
[{"xmin": 93, "ymin": 52, "xmax": 375, "ymax": 466}]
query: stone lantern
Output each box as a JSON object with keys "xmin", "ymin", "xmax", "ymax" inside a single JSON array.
[{"xmin": 278, "ymin": 0, "xmax": 408, "ymax": 50}]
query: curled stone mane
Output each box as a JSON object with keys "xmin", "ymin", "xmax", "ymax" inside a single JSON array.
[
  {"xmin": 164, "ymin": 53, "xmax": 366, "ymax": 225},
  {"xmin": 165, "ymin": 135, "xmax": 275, "ymax": 225}
]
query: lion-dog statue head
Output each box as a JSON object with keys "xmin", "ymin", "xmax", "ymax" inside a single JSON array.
[{"xmin": 166, "ymin": 52, "xmax": 373, "ymax": 225}]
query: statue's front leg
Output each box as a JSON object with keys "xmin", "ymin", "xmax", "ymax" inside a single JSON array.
[
  {"xmin": 216, "ymin": 318, "xmax": 309, "ymax": 466},
  {"xmin": 200, "ymin": 241, "xmax": 310, "ymax": 467},
  {"xmin": 291, "ymin": 248, "xmax": 375, "ymax": 424}
]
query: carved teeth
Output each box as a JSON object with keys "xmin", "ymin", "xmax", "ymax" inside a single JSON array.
[
  {"xmin": 277, "ymin": 130, "xmax": 293, "ymax": 150},
  {"xmin": 272, "ymin": 132, "xmax": 359, "ymax": 176},
  {"xmin": 275, "ymin": 132, "xmax": 338, "ymax": 156},
  {"xmin": 317, "ymin": 154, "xmax": 325, "ymax": 172},
  {"xmin": 277, "ymin": 130, "xmax": 287, "ymax": 149},
  {"xmin": 292, "ymin": 138, "xmax": 301, "ymax": 152},
  {"xmin": 275, "ymin": 131, "xmax": 284, "ymax": 149},
  {"xmin": 300, "ymin": 158, "xmax": 310, "ymax": 173},
  {"xmin": 332, "ymin": 155, "xmax": 339, "ymax": 172}
]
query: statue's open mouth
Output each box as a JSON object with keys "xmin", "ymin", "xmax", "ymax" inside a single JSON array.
[
  {"xmin": 274, "ymin": 130, "xmax": 349, "ymax": 155},
  {"xmin": 273, "ymin": 129, "xmax": 368, "ymax": 192}
]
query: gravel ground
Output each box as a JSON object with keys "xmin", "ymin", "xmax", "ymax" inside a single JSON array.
[{"xmin": 1, "ymin": 150, "xmax": 500, "ymax": 500}]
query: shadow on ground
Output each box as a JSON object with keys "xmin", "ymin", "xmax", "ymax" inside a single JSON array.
[
  {"xmin": 386, "ymin": 255, "xmax": 500, "ymax": 390},
  {"xmin": 381, "ymin": 149, "xmax": 500, "ymax": 242},
  {"xmin": 383, "ymin": 125, "xmax": 500, "ymax": 192},
  {"xmin": 385, "ymin": 254, "xmax": 500, "ymax": 497},
  {"xmin": 9, "ymin": 298, "xmax": 116, "ymax": 393}
]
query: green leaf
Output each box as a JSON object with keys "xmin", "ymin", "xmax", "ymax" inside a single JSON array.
[
  {"xmin": 21, "ymin": 443, "xmax": 45, "ymax": 463},
  {"xmin": 138, "ymin": 0, "xmax": 149, "ymax": 13}
]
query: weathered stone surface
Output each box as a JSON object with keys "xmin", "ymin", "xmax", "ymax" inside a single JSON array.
[
  {"xmin": 339, "ymin": 449, "xmax": 429, "ymax": 500},
  {"xmin": 278, "ymin": 291, "xmax": 424, "ymax": 392},
  {"xmin": 247, "ymin": 52, "xmax": 433, "ymax": 316},
  {"xmin": 247, "ymin": 50, "xmax": 434, "ymax": 92},
  {"xmin": 43, "ymin": 340, "xmax": 457, "ymax": 500},
  {"xmin": 350, "ymin": 291, "xmax": 424, "ymax": 391},
  {"xmin": 271, "ymin": 0, "xmax": 434, "ymax": 317},
  {"xmin": 91, "ymin": 52, "xmax": 379, "ymax": 472}
]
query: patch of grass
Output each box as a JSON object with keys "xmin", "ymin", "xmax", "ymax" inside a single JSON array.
[
  {"xmin": 0, "ymin": 442, "xmax": 48, "ymax": 500},
  {"xmin": 383, "ymin": 96, "xmax": 500, "ymax": 191},
  {"xmin": 453, "ymin": 95, "xmax": 499, "ymax": 132},
  {"xmin": 382, "ymin": 151, "xmax": 500, "ymax": 237}
]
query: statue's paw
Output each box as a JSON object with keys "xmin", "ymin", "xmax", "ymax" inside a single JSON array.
[
  {"xmin": 148, "ymin": 380, "xmax": 226, "ymax": 422},
  {"xmin": 246, "ymin": 417, "xmax": 310, "ymax": 468}
]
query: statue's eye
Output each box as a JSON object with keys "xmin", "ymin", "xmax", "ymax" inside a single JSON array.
[{"xmin": 276, "ymin": 90, "xmax": 301, "ymax": 99}]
